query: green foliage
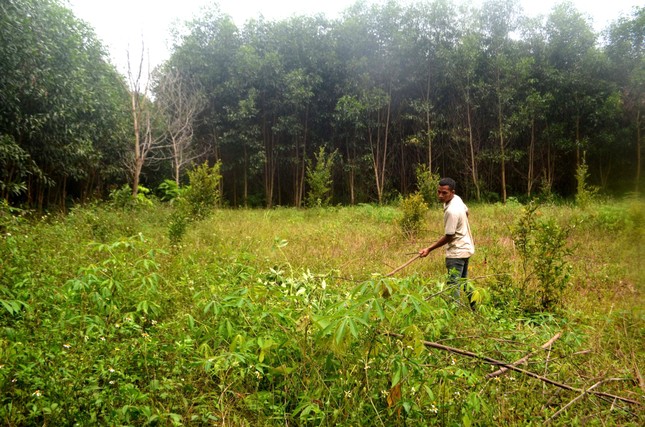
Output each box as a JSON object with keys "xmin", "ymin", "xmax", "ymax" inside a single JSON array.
[
  {"xmin": 306, "ymin": 147, "xmax": 338, "ymax": 208},
  {"xmin": 575, "ymin": 159, "xmax": 599, "ymax": 208},
  {"xmin": 511, "ymin": 202, "xmax": 572, "ymax": 310},
  {"xmin": 179, "ymin": 162, "xmax": 221, "ymax": 221},
  {"xmin": 157, "ymin": 179, "xmax": 181, "ymax": 202},
  {"xmin": 0, "ymin": 135, "xmax": 39, "ymax": 200},
  {"xmin": 398, "ymin": 193, "xmax": 428, "ymax": 237},
  {"xmin": 109, "ymin": 184, "xmax": 153, "ymax": 209},
  {"xmin": 415, "ymin": 164, "xmax": 440, "ymax": 206},
  {"xmin": 165, "ymin": 162, "xmax": 221, "ymax": 247},
  {"xmin": 0, "ymin": 0, "xmax": 131, "ymax": 208},
  {"xmin": 167, "ymin": 212, "xmax": 188, "ymax": 248},
  {"xmin": 0, "ymin": 202, "xmax": 641, "ymax": 425}
]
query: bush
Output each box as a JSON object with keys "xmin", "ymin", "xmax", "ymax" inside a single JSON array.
[
  {"xmin": 109, "ymin": 184, "xmax": 153, "ymax": 209},
  {"xmin": 179, "ymin": 162, "xmax": 221, "ymax": 221},
  {"xmin": 415, "ymin": 164, "xmax": 439, "ymax": 206},
  {"xmin": 512, "ymin": 202, "xmax": 572, "ymax": 311},
  {"xmin": 398, "ymin": 193, "xmax": 428, "ymax": 238},
  {"xmin": 157, "ymin": 179, "xmax": 181, "ymax": 202},
  {"xmin": 167, "ymin": 162, "xmax": 221, "ymax": 246},
  {"xmin": 575, "ymin": 159, "xmax": 598, "ymax": 208},
  {"xmin": 305, "ymin": 147, "xmax": 337, "ymax": 208}
]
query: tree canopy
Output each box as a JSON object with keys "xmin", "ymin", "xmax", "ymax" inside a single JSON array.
[{"xmin": 1, "ymin": 0, "xmax": 643, "ymax": 209}]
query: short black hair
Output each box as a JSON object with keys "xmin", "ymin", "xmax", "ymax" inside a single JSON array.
[{"xmin": 439, "ymin": 177, "xmax": 456, "ymax": 191}]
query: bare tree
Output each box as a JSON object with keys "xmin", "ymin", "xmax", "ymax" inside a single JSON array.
[
  {"xmin": 126, "ymin": 42, "xmax": 164, "ymax": 197},
  {"xmin": 154, "ymin": 68, "xmax": 206, "ymax": 185}
]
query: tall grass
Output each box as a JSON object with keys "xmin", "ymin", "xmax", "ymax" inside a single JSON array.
[{"xmin": 0, "ymin": 199, "xmax": 642, "ymax": 425}]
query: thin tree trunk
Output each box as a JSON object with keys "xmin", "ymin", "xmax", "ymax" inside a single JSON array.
[
  {"xmin": 636, "ymin": 108, "xmax": 641, "ymax": 193},
  {"xmin": 467, "ymin": 100, "xmax": 480, "ymax": 201},
  {"xmin": 528, "ymin": 117, "xmax": 535, "ymax": 196}
]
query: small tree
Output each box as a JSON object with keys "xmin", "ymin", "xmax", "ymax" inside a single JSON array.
[
  {"xmin": 399, "ymin": 193, "xmax": 428, "ymax": 238},
  {"xmin": 126, "ymin": 43, "xmax": 165, "ymax": 198},
  {"xmin": 305, "ymin": 147, "xmax": 337, "ymax": 208},
  {"xmin": 512, "ymin": 202, "xmax": 572, "ymax": 311},
  {"xmin": 153, "ymin": 68, "xmax": 206, "ymax": 185},
  {"xmin": 181, "ymin": 161, "xmax": 222, "ymax": 220},
  {"xmin": 575, "ymin": 155, "xmax": 598, "ymax": 208},
  {"xmin": 415, "ymin": 164, "xmax": 440, "ymax": 206}
]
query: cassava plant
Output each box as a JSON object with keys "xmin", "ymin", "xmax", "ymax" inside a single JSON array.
[{"xmin": 512, "ymin": 201, "xmax": 572, "ymax": 310}]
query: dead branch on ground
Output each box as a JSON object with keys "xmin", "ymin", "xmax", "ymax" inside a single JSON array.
[{"xmin": 382, "ymin": 331, "xmax": 640, "ymax": 406}]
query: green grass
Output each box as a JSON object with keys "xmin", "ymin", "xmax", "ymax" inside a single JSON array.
[{"xmin": 0, "ymin": 200, "xmax": 643, "ymax": 425}]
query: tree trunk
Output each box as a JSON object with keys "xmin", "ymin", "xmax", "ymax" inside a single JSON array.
[
  {"xmin": 636, "ymin": 108, "xmax": 641, "ymax": 194},
  {"xmin": 467, "ymin": 101, "xmax": 480, "ymax": 201},
  {"xmin": 527, "ymin": 116, "xmax": 535, "ymax": 196}
]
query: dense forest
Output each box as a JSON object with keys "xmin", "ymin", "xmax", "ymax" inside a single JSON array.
[{"xmin": 1, "ymin": 0, "xmax": 643, "ymax": 209}]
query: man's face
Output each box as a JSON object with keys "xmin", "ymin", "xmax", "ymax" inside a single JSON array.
[{"xmin": 437, "ymin": 185, "xmax": 454, "ymax": 204}]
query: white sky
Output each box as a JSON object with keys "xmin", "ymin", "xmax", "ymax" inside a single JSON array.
[{"xmin": 67, "ymin": 0, "xmax": 641, "ymax": 77}]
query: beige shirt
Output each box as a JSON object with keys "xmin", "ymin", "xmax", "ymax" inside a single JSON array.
[{"xmin": 443, "ymin": 195, "xmax": 475, "ymax": 258}]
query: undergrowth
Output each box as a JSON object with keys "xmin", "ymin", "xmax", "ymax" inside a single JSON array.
[{"xmin": 0, "ymin": 200, "xmax": 642, "ymax": 425}]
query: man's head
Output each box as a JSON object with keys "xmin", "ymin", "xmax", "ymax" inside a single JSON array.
[{"xmin": 437, "ymin": 177, "xmax": 456, "ymax": 203}]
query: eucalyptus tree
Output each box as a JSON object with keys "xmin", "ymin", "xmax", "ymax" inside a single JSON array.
[
  {"xmin": 443, "ymin": 7, "xmax": 485, "ymax": 201},
  {"xmin": 265, "ymin": 15, "xmax": 333, "ymax": 207},
  {"xmin": 513, "ymin": 16, "xmax": 556, "ymax": 196},
  {"xmin": 335, "ymin": 0, "xmax": 407, "ymax": 204},
  {"xmin": 400, "ymin": 0, "xmax": 459, "ymax": 175},
  {"xmin": 544, "ymin": 2, "xmax": 600, "ymax": 184},
  {"xmin": 478, "ymin": 0, "xmax": 523, "ymax": 203},
  {"xmin": 0, "ymin": 0, "xmax": 131, "ymax": 209},
  {"xmin": 168, "ymin": 6, "xmax": 242, "ymax": 186},
  {"xmin": 606, "ymin": 6, "xmax": 645, "ymax": 193}
]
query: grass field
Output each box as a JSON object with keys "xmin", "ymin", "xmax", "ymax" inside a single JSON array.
[{"xmin": 0, "ymin": 199, "xmax": 643, "ymax": 425}]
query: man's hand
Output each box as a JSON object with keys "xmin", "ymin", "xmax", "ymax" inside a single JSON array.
[{"xmin": 418, "ymin": 247, "xmax": 432, "ymax": 258}]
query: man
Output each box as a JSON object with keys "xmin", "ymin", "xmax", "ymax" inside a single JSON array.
[{"xmin": 418, "ymin": 177, "xmax": 475, "ymax": 306}]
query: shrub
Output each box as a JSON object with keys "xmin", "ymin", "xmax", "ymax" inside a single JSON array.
[
  {"xmin": 575, "ymin": 159, "xmax": 598, "ymax": 208},
  {"xmin": 398, "ymin": 193, "xmax": 428, "ymax": 238},
  {"xmin": 157, "ymin": 179, "xmax": 181, "ymax": 202},
  {"xmin": 512, "ymin": 201, "xmax": 572, "ymax": 311},
  {"xmin": 180, "ymin": 161, "xmax": 221, "ymax": 220},
  {"xmin": 167, "ymin": 162, "xmax": 221, "ymax": 246},
  {"xmin": 415, "ymin": 164, "xmax": 440, "ymax": 206},
  {"xmin": 305, "ymin": 147, "xmax": 337, "ymax": 208},
  {"xmin": 109, "ymin": 184, "xmax": 153, "ymax": 209}
]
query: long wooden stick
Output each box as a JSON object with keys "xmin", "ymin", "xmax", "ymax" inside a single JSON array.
[
  {"xmin": 384, "ymin": 254, "xmax": 421, "ymax": 277},
  {"xmin": 545, "ymin": 379, "xmax": 622, "ymax": 423},
  {"xmin": 383, "ymin": 332, "xmax": 639, "ymax": 406},
  {"xmin": 487, "ymin": 331, "xmax": 562, "ymax": 378}
]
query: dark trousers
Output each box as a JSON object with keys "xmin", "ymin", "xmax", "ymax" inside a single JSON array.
[{"xmin": 445, "ymin": 257, "xmax": 474, "ymax": 308}]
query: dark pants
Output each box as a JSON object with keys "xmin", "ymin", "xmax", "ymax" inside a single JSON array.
[{"xmin": 446, "ymin": 257, "xmax": 474, "ymax": 308}]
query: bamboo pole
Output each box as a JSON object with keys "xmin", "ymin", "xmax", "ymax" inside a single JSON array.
[
  {"xmin": 487, "ymin": 331, "xmax": 562, "ymax": 378},
  {"xmin": 383, "ymin": 331, "xmax": 640, "ymax": 406}
]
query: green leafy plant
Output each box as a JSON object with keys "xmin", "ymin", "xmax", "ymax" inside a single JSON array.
[
  {"xmin": 398, "ymin": 193, "xmax": 428, "ymax": 238},
  {"xmin": 512, "ymin": 202, "xmax": 572, "ymax": 310},
  {"xmin": 575, "ymin": 158, "xmax": 598, "ymax": 208},
  {"xmin": 109, "ymin": 184, "xmax": 153, "ymax": 209},
  {"xmin": 305, "ymin": 146, "xmax": 338, "ymax": 208},
  {"xmin": 157, "ymin": 179, "xmax": 181, "ymax": 202},
  {"xmin": 179, "ymin": 162, "xmax": 221, "ymax": 220},
  {"xmin": 415, "ymin": 164, "xmax": 440, "ymax": 206}
]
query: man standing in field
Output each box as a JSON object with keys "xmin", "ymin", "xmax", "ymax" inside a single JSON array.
[{"xmin": 418, "ymin": 177, "xmax": 475, "ymax": 307}]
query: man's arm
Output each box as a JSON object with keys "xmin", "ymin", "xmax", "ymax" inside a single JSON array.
[{"xmin": 419, "ymin": 234, "xmax": 454, "ymax": 258}]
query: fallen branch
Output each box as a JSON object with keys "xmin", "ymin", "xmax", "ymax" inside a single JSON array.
[
  {"xmin": 487, "ymin": 331, "xmax": 562, "ymax": 378},
  {"xmin": 545, "ymin": 378, "xmax": 623, "ymax": 423},
  {"xmin": 384, "ymin": 254, "xmax": 420, "ymax": 277},
  {"xmin": 383, "ymin": 331, "xmax": 640, "ymax": 406}
]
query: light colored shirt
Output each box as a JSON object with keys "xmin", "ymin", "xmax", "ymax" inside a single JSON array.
[{"xmin": 443, "ymin": 194, "xmax": 475, "ymax": 258}]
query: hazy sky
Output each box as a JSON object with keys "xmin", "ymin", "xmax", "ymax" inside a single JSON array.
[{"xmin": 67, "ymin": 0, "xmax": 641, "ymax": 77}]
